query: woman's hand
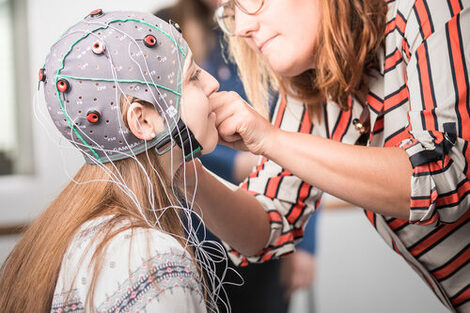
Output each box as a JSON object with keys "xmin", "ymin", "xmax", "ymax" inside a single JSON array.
[{"xmin": 209, "ymin": 91, "xmax": 278, "ymax": 155}]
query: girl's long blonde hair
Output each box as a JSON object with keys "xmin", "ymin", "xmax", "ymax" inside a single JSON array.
[
  {"xmin": 226, "ymin": 0, "xmax": 386, "ymax": 117},
  {"xmin": 0, "ymin": 96, "xmax": 190, "ymax": 313}
]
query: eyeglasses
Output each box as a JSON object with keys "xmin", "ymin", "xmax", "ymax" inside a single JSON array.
[{"xmin": 215, "ymin": 0, "xmax": 265, "ymax": 35}]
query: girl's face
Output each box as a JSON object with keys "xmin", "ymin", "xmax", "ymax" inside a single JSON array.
[
  {"xmin": 181, "ymin": 50, "xmax": 220, "ymax": 154},
  {"xmin": 234, "ymin": 0, "xmax": 322, "ymax": 77}
]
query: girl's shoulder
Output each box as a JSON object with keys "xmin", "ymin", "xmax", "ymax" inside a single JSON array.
[{"xmin": 51, "ymin": 216, "xmax": 204, "ymax": 313}]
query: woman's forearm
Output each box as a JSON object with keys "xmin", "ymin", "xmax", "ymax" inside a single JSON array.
[
  {"xmin": 191, "ymin": 164, "xmax": 270, "ymax": 256},
  {"xmin": 266, "ymin": 129, "xmax": 413, "ymax": 219}
]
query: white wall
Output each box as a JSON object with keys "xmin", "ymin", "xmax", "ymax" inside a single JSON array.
[{"xmin": 0, "ymin": 2, "xmax": 450, "ymax": 312}]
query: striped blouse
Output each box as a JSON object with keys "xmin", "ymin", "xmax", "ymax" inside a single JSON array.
[{"xmin": 224, "ymin": 0, "xmax": 470, "ymax": 312}]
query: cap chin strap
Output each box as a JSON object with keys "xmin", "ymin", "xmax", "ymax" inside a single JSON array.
[{"xmin": 155, "ymin": 119, "xmax": 203, "ymax": 162}]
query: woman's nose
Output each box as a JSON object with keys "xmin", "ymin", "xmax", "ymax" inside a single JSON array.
[{"xmin": 234, "ymin": 9, "xmax": 259, "ymax": 37}]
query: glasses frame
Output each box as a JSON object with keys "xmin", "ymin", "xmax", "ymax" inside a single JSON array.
[
  {"xmin": 233, "ymin": 0, "xmax": 265, "ymax": 15},
  {"xmin": 215, "ymin": 0, "xmax": 265, "ymax": 35}
]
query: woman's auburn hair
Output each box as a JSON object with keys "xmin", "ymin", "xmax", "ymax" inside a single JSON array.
[
  {"xmin": 226, "ymin": 0, "xmax": 387, "ymax": 117},
  {"xmin": 0, "ymin": 96, "xmax": 195, "ymax": 313}
]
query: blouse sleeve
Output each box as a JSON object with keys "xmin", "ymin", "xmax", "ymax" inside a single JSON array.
[
  {"xmin": 399, "ymin": 3, "xmax": 470, "ymax": 225},
  {"xmin": 223, "ymin": 95, "xmax": 323, "ymax": 266}
]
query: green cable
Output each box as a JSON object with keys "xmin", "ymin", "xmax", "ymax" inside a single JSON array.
[
  {"xmin": 57, "ymin": 74, "xmax": 181, "ymax": 97},
  {"xmin": 52, "ymin": 17, "xmax": 187, "ymax": 163}
]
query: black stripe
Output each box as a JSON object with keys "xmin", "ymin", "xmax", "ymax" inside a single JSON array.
[
  {"xmin": 385, "ymin": 18, "xmax": 396, "ymax": 38},
  {"xmin": 323, "ymin": 102, "xmax": 330, "ymax": 139},
  {"xmin": 437, "ymin": 179, "xmax": 467, "ymax": 198},
  {"xmin": 408, "ymin": 136, "xmax": 454, "ymax": 167},
  {"xmin": 285, "ymin": 182, "xmax": 308, "ymax": 221},
  {"xmin": 407, "ymin": 221, "xmax": 445, "ymax": 251},
  {"xmin": 274, "ymin": 175, "xmax": 286, "ymax": 199},
  {"xmin": 423, "ymin": 40, "xmax": 439, "ymax": 130},
  {"xmin": 450, "ymin": 282, "xmax": 470, "ymax": 301},
  {"xmin": 436, "ymin": 187, "xmax": 470, "ymax": 211},
  {"xmin": 415, "ymin": 47, "xmax": 428, "ymax": 129},
  {"xmin": 384, "ymin": 126, "xmax": 407, "ymax": 144},
  {"xmin": 385, "ymin": 47, "xmax": 398, "ymax": 60},
  {"xmin": 331, "ymin": 108, "xmax": 344, "ymax": 138},
  {"xmin": 413, "ymin": 4, "xmax": 425, "ymax": 41},
  {"xmin": 456, "ymin": 297, "xmax": 470, "ymax": 308},
  {"xmin": 412, "ymin": 159, "xmax": 454, "ymax": 177},
  {"xmin": 433, "ymin": 242, "xmax": 470, "ymax": 282},
  {"xmin": 293, "ymin": 185, "xmax": 313, "ymax": 226},
  {"xmin": 384, "ymin": 95, "xmax": 408, "ymax": 114},
  {"xmin": 463, "ymin": 141, "xmax": 469, "ymax": 178},
  {"xmin": 394, "ymin": 221, "xmax": 410, "ymax": 232},
  {"xmin": 446, "ymin": 20, "xmax": 462, "ymax": 137},
  {"xmin": 384, "ymin": 58, "xmax": 403, "ymax": 74},
  {"xmin": 384, "ymin": 84, "xmax": 407, "ymax": 101},
  {"xmin": 367, "ymin": 91, "xmax": 383, "ymax": 114},
  {"xmin": 457, "ymin": 13, "xmax": 470, "ymax": 136},
  {"xmin": 410, "ymin": 206, "xmax": 435, "ymax": 211},
  {"xmin": 416, "ymin": 218, "xmax": 469, "ymax": 259},
  {"xmin": 447, "ymin": 0, "xmax": 455, "ymax": 16},
  {"xmin": 422, "ymin": 0, "xmax": 435, "ymax": 34},
  {"xmin": 396, "ymin": 10, "xmax": 407, "ymax": 37},
  {"xmin": 340, "ymin": 107, "xmax": 353, "ymax": 142},
  {"xmin": 297, "ymin": 105, "xmax": 307, "ymax": 133}
]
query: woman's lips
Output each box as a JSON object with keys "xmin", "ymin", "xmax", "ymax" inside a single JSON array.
[{"xmin": 258, "ymin": 35, "xmax": 278, "ymax": 53}]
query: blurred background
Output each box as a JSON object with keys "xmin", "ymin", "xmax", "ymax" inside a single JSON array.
[{"xmin": 0, "ymin": 0, "xmax": 447, "ymax": 312}]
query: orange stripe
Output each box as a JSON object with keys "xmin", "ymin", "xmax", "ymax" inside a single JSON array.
[
  {"xmin": 299, "ymin": 108, "xmax": 313, "ymax": 134},
  {"xmin": 414, "ymin": 0, "xmax": 433, "ymax": 39},
  {"xmin": 396, "ymin": 11, "xmax": 407, "ymax": 34},
  {"xmin": 365, "ymin": 210, "xmax": 375, "ymax": 226},
  {"xmin": 367, "ymin": 93, "xmax": 384, "ymax": 113},
  {"xmin": 273, "ymin": 228, "xmax": 304, "ymax": 247},
  {"xmin": 384, "ymin": 126, "xmax": 411, "ymax": 147},
  {"xmin": 372, "ymin": 117, "xmax": 384, "ymax": 133},
  {"xmin": 413, "ymin": 211, "xmax": 439, "ymax": 226},
  {"xmin": 268, "ymin": 211, "xmax": 283, "ymax": 223},
  {"xmin": 331, "ymin": 98, "xmax": 352, "ymax": 142},
  {"xmin": 413, "ymin": 155, "xmax": 452, "ymax": 174},
  {"xmin": 452, "ymin": 287, "xmax": 470, "ymax": 307},
  {"xmin": 448, "ymin": 0, "xmax": 463, "ymax": 16},
  {"xmin": 385, "ymin": 18, "xmax": 396, "ymax": 36},
  {"xmin": 410, "ymin": 189, "xmax": 438, "ymax": 208},
  {"xmin": 259, "ymin": 252, "xmax": 274, "ymax": 262},
  {"xmin": 410, "ymin": 209, "xmax": 470, "ymax": 256},
  {"xmin": 274, "ymin": 94, "xmax": 287, "ymax": 128},
  {"xmin": 287, "ymin": 183, "xmax": 311, "ymax": 224},
  {"xmin": 384, "ymin": 86, "xmax": 408, "ymax": 111},
  {"xmin": 416, "ymin": 44, "xmax": 437, "ymax": 130},
  {"xmin": 265, "ymin": 170, "xmax": 291, "ymax": 198},
  {"xmin": 447, "ymin": 16, "xmax": 470, "ymax": 180},
  {"xmin": 436, "ymin": 180, "xmax": 470, "ymax": 207},
  {"xmin": 432, "ymin": 246, "xmax": 470, "ymax": 280},
  {"xmin": 448, "ymin": 16, "xmax": 470, "ymax": 139},
  {"xmin": 385, "ymin": 49, "xmax": 402, "ymax": 72},
  {"xmin": 388, "ymin": 218, "xmax": 409, "ymax": 231}
]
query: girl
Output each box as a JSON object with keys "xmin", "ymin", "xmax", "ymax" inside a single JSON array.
[
  {"xmin": 186, "ymin": 0, "xmax": 470, "ymax": 312},
  {"xmin": 0, "ymin": 10, "xmax": 221, "ymax": 313}
]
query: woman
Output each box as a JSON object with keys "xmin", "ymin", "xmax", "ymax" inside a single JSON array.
[
  {"xmin": 187, "ymin": 0, "xmax": 470, "ymax": 312},
  {"xmin": 0, "ymin": 10, "xmax": 221, "ymax": 313}
]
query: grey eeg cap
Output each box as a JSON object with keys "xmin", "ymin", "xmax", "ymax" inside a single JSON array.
[{"xmin": 41, "ymin": 9, "xmax": 189, "ymax": 164}]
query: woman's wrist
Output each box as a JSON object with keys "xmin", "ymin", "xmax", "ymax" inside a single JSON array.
[{"xmin": 262, "ymin": 126, "xmax": 284, "ymax": 159}]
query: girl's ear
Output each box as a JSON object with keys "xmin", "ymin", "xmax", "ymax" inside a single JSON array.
[{"xmin": 127, "ymin": 102, "xmax": 161, "ymax": 140}]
